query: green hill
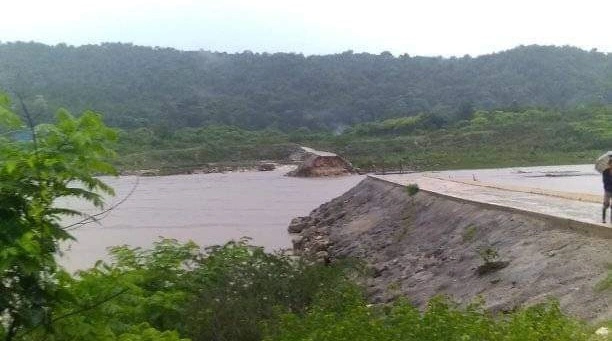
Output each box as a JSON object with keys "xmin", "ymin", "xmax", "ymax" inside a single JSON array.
[{"xmin": 1, "ymin": 42, "xmax": 610, "ymax": 131}]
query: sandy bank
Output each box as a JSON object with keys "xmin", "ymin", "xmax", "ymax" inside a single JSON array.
[{"xmin": 289, "ymin": 177, "xmax": 612, "ymax": 322}]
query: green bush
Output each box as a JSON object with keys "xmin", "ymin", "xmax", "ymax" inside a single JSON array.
[
  {"xmin": 22, "ymin": 239, "xmax": 352, "ymax": 341},
  {"xmin": 266, "ymin": 295, "xmax": 593, "ymax": 341},
  {"xmin": 182, "ymin": 240, "xmax": 350, "ymax": 341},
  {"xmin": 406, "ymin": 183, "xmax": 420, "ymax": 196}
]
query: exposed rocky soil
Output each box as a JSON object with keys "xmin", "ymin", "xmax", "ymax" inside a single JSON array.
[
  {"xmin": 287, "ymin": 146, "xmax": 354, "ymax": 177},
  {"xmin": 288, "ymin": 177, "xmax": 612, "ymax": 322}
]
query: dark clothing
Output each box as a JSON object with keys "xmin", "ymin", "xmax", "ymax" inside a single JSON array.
[{"xmin": 603, "ymin": 168, "xmax": 612, "ymax": 192}]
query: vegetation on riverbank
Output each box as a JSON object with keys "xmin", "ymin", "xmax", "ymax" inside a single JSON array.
[
  {"xmin": 115, "ymin": 106, "xmax": 612, "ymax": 174},
  {"xmin": 115, "ymin": 125, "xmax": 298, "ymax": 174}
]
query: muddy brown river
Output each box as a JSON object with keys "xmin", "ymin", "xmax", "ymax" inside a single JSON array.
[
  {"xmin": 60, "ymin": 164, "xmax": 603, "ymax": 271},
  {"xmin": 60, "ymin": 168, "xmax": 364, "ymax": 271},
  {"xmin": 433, "ymin": 164, "xmax": 601, "ymax": 195}
]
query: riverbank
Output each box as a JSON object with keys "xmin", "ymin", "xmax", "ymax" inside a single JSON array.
[
  {"xmin": 114, "ymin": 108, "xmax": 610, "ymax": 175},
  {"xmin": 118, "ymin": 161, "xmax": 296, "ymax": 176},
  {"xmin": 289, "ymin": 176, "xmax": 612, "ymax": 322}
]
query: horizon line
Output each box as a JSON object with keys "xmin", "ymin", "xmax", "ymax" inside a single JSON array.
[{"xmin": 0, "ymin": 40, "xmax": 609, "ymax": 59}]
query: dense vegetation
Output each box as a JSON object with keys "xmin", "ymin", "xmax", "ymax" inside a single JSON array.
[
  {"xmin": 0, "ymin": 94, "xmax": 118, "ymax": 340},
  {"xmin": 10, "ymin": 238, "xmax": 610, "ymax": 341},
  {"xmin": 116, "ymin": 106, "xmax": 612, "ymax": 173},
  {"xmin": 28, "ymin": 239, "xmax": 354, "ymax": 341},
  {"xmin": 1, "ymin": 42, "xmax": 611, "ymax": 131}
]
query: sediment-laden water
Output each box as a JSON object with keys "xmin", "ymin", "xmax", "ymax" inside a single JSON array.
[
  {"xmin": 432, "ymin": 164, "xmax": 601, "ymax": 195},
  {"xmin": 60, "ymin": 164, "xmax": 603, "ymax": 271},
  {"xmin": 60, "ymin": 168, "xmax": 364, "ymax": 271}
]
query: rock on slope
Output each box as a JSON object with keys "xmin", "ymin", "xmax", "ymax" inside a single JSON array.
[{"xmin": 288, "ymin": 177, "xmax": 612, "ymax": 322}]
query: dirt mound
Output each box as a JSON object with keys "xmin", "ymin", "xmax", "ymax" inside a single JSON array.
[
  {"xmin": 287, "ymin": 146, "xmax": 353, "ymax": 177},
  {"xmin": 289, "ymin": 177, "xmax": 612, "ymax": 322}
]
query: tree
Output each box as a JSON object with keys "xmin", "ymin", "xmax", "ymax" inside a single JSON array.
[
  {"xmin": 456, "ymin": 101, "xmax": 475, "ymax": 121},
  {"xmin": 0, "ymin": 93, "xmax": 118, "ymax": 340}
]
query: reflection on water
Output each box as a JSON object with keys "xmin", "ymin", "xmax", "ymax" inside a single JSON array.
[
  {"xmin": 60, "ymin": 168, "xmax": 364, "ymax": 271},
  {"xmin": 432, "ymin": 164, "xmax": 601, "ymax": 195}
]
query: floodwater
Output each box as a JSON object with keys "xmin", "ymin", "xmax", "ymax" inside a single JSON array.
[
  {"xmin": 378, "ymin": 164, "xmax": 609, "ymax": 229},
  {"xmin": 431, "ymin": 164, "xmax": 601, "ymax": 195},
  {"xmin": 59, "ymin": 163, "xmax": 604, "ymax": 271},
  {"xmin": 60, "ymin": 168, "xmax": 364, "ymax": 271}
]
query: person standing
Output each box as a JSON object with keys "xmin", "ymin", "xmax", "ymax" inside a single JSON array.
[{"xmin": 602, "ymin": 159, "xmax": 612, "ymax": 223}]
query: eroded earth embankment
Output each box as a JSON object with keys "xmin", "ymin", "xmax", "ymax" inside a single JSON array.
[{"xmin": 289, "ymin": 177, "xmax": 612, "ymax": 322}]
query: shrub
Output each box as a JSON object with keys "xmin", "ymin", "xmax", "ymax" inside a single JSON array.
[
  {"xmin": 182, "ymin": 240, "xmax": 351, "ymax": 341},
  {"xmin": 406, "ymin": 183, "xmax": 420, "ymax": 196},
  {"xmin": 476, "ymin": 246, "xmax": 509, "ymax": 275},
  {"xmin": 27, "ymin": 239, "xmax": 353, "ymax": 341},
  {"xmin": 265, "ymin": 295, "xmax": 592, "ymax": 341}
]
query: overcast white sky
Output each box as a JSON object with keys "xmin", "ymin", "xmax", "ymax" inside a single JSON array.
[{"xmin": 1, "ymin": 0, "xmax": 611, "ymax": 56}]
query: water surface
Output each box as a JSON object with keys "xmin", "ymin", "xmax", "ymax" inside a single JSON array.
[
  {"xmin": 61, "ymin": 168, "xmax": 364, "ymax": 271},
  {"xmin": 432, "ymin": 164, "xmax": 601, "ymax": 195},
  {"xmin": 61, "ymin": 164, "xmax": 604, "ymax": 271}
]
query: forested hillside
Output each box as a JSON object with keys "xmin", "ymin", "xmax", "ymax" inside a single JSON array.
[{"xmin": 0, "ymin": 42, "xmax": 610, "ymax": 130}]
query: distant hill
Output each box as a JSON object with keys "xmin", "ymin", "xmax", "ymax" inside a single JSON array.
[{"xmin": 0, "ymin": 42, "xmax": 610, "ymax": 130}]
